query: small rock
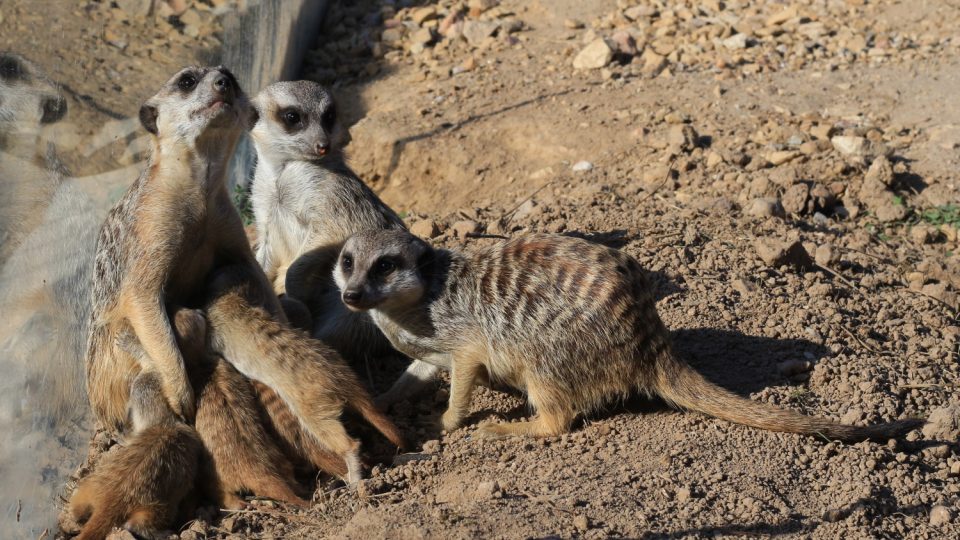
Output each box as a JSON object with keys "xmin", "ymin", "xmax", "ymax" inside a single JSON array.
[
  {"xmin": 422, "ymin": 439, "xmax": 440, "ymax": 453},
  {"xmin": 755, "ymin": 239, "xmax": 814, "ymax": 270},
  {"xmin": 832, "ymin": 135, "xmax": 890, "ymax": 163},
  {"xmin": 746, "ymin": 197, "xmax": 785, "ymax": 219},
  {"xmin": 475, "ymin": 480, "xmax": 500, "ymax": 500},
  {"xmin": 573, "ymin": 38, "xmax": 614, "ymax": 69},
  {"xmin": 639, "ymin": 48, "xmax": 667, "ymax": 75},
  {"xmin": 410, "ymin": 220, "xmax": 441, "ymax": 239},
  {"xmin": 105, "ymin": 530, "xmax": 137, "ymax": 540},
  {"xmin": 822, "ymin": 508, "xmax": 848, "ymax": 523},
  {"xmin": 675, "ymin": 487, "xmax": 691, "ymax": 503},
  {"xmin": 610, "ymin": 31, "xmax": 637, "ymax": 56},
  {"xmin": 778, "ymin": 360, "xmax": 812, "ymax": 376},
  {"xmin": 573, "ymin": 515, "xmax": 590, "ymax": 530},
  {"xmin": 668, "ymin": 124, "xmax": 699, "ymax": 152},
  {"xmin": 910, "ymin": 225, "xmax": 935, "ymax": 245},
  {"xmin": 766, "ymin": 6, "xmax": 798, "ymax": 26},
  {"xmin": 572, "ymin": 160, "xmax": 594, "ymax": 172},
  {"xmin": 468, "ymin": 0, "xmax": 499, "ymax": 14},
  {"xmin": 623, "ymin": 6, "xmax": 652, "ymax": 21},
  {"xmin": 930, "ymin": 505, "xmax": 954, "ymax": 526},
  {"xmin": 766, "ymin": 150, "xmax": 801, "ymax": 166},
  {"xmin": 722, "ymin": 33, "xmax": 749, "ymax": 50},
  {"xmin": 731, "ymin": 278, "xmax": 757, "ymax": 295},
  {"xmin": 411, "ymin": 6, "xmax": 438, "ymax": 25},
  {"xmin": 781, "ymin": 183, "xmax": 810, "ymax": 215},
  {"xmin": 462, "ymin": 20, "xmax": 499, "ymax": 47},
  {"xmin": 564, "ymin": 18, "xmax": 584, "ymax": 29},
  {"xmin": 875, "ymin": 201, "xmax": 908, "ymax": 222},
  {"xmin": 705, "ymin": 151, "xmax": 724, "ymax": 169},
  {"xmin": 452, "ymin": 220, "xmax": 481, "ymax": 238},
  {"xmin": 814, "ymin": 243, "xmax": 837, "ymax": 267},
  {"xmin": 864, "ymin": 156, "xmax": 894, "ymax": 186},
  {"xmin": 922, "ymin": 404, "xmax": 960, "ymax": 441}
]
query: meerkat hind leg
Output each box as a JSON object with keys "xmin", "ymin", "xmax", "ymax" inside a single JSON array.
[
  {"xmin": 477, "ymin": 381, "xmax": 576, "ymax": 438},
  {"xmin": 305, "ymin": 419, "xmax": 363, "ymax": 485}
]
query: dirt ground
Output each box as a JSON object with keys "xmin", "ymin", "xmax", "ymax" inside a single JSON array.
[{"xmin": 6, "ymin": 0, "xmax": 959, "ymax": 538}]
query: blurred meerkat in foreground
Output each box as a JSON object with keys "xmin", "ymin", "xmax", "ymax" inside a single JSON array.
[
  {"xmin": 335, "ymin": 230, "xmax": 925, "ymax": 441},
  {"xmin": 69, "ymin": 371, "xmax": 202, "ymax": 540},
  {"xmin": 0, "ymin": 51, "xmax": 68, "ymax": 258},
  {"xmin": 248, "ymin": 80, "xmax": 406, "ymax": 360}
]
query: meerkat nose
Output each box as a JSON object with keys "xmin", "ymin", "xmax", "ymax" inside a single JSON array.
[
  {"xmin": 342, "ymin": 289, "xmax": 363, "ymax": 306},
  {"xmin": 213, "ymin": 74, "xmax": 232, "ymax": 94},
  {"xmin": 315, "ymin": 142, "xmax": 329, "ymax": 156}
]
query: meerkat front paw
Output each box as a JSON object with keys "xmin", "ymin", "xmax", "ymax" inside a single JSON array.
[
  {"xmin": 440, "ymin": 409, "xmax": 464, "ymax": 432},
  {"xmin": 475, "ymin": 420, "xmax": 512, "ymax": 439},
  {"xmin": 163, "ymin": 378, "xmax": 196, "ymax": 422}
]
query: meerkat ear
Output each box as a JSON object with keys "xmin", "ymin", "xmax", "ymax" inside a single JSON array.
[
  {"xmin": 415, "ymin": 241, "xmax": 436, "ymax": 281},
  {"xmin": 138, "ymin": 102, "xmax": 159, "ymax": 135}
]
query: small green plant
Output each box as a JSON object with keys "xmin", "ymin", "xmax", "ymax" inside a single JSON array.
[
  {"xmin": 920, "ymin": 204, "xmax": 960, "ymax": 228},
  {"xmin": 233, "ymin": 182, "xmax": 254, "ymax": 226}
]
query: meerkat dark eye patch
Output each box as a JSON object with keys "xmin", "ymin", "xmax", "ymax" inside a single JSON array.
[
  {"xmin": 320, "ymin": 103, "xmax": 336, "ymax": 131},
  {"xmin": 341, "ymin": 254, "xmax": 353, "ymax": 273},
  {"xmin": 176, "ymin": 72, "xmax": 198, "ymax": 92},
  {"xmin": 375, "ymin": 257, "xmax": 397, "ymax": 276},
  {"xmin": 0, "ymin": 55, "xmax": 25, "ymax": 82},
  {"xmin": 278, "ymin": 107, "xmax": 305, "ymax": 132},
  {"xmin": 139, "ymin": 103, "xmax": 159, "ymax": 135},
  {"xmin": 40, "ymin": 95, "xmax": 67, "ymax": 124}
]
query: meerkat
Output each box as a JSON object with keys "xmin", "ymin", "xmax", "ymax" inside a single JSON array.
[
  {"xmin": 69, "ymin": 371, "xmax": 202, "ymax": 540},
  {"xmin": 85, "ymin": 66, "xmax": 399, "ymax": 486},
  {"xmin": 334, "ymin": 230, "xmax": 926, "ymax": 442},
  {"xmin": 248, "ymin": 80, "xmax": 408, "ymax": 361},
  {"xmin": 0, "ymin": 51, "xmax": 68, "ymax": 258},
  {"xmin": 118, "ymin": 308, "xmax": 317, "ymax": 508},
  {"xmin": 203, "ymin": 264, "xmax": 405, "ymax": 483},
  {"xmin": 85, "ymin": 65, "xmax": 255, "ymax": 429}
]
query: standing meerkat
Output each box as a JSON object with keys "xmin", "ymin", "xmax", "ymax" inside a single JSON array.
[
  {"xmin": 69, "ymin": 371, "xmax": 202, "ymax": 540},
  {"xmin": 85, "ymin": 65, "xmax": 254, "ymax": 428},
  {"xmin": 334, "ymin": 230, "xmax": 925, "ymax": 442},
  {"xmin": 248, "ymin": 80, "xmax": 407, "ymax": 360}
]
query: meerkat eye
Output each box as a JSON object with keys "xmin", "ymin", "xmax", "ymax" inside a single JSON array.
[
  {"xmin": 376, "ymin": 258, "xmax": 396, "ymax": 275},
  {"xmin": 177, "ymin": 73, "xmax": 198, "ymax": 92},
  {"xmin": 341, "ymin": 255, "xmax": 353, "ymax": 272},
  {"xmin": 320, "ymin": 104, "xmax": 336, "ymax": 131},
  {"xmin": 0, "ymin": 56, "xmax": 23, "ymax": 80},
  {"xmin": 280, "ymin": 108, "xmax": 302, "ymax": 129}
]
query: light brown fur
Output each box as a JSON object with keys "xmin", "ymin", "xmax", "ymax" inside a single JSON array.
[
  {"xmin": 69, "ymin": 372, "xmax": 202, "ymax": 540},
  {"xmin": 336, "ymin": 230, "xmax": 925, "ymax": 443},
  {"xmin": 204, "ymin": 265, "xmax": 405, "ymax": 484}
]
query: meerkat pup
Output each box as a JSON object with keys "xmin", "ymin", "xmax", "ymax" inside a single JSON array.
[
  {"xmin": 335, "ymin": 230, "xmax": 925, "ymax": 442},
  {"xmin": 69, "ymin": 371, "xmax": 202, "ymax": 540},
  {"xmin": 248, "ymin": 80, "xmax": 407, "ymax": 361},
  {"xmin": 203, "ymin": 264, "xmax": 405, "ymax": 483},
  {"xmin": 119, "ymin": 308, "xmax": 317, "ymax": 508}
]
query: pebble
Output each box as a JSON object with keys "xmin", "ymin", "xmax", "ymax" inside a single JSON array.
[
  {"xmin": 929, "ymin": 505, "xmax": 954, "ymax": 526},
  {"xmin": 572, "ymin": 160, "xmax": 594, "ymax": 172},
  {"xmin": 463, "ymin": 20, "xmax": 499, "ymax": 47},
  {"xmin": 778, "ymin": 360, "xmax": 813, "ymax": 376},
  {"xmin": 746, "ymin": 197, "xmax": 785, "ymax": 219},
  {"xmin": 781, "ymin": 183, "xmax": 810, "ymax": 215},
  {"xmin": 766, "ymin": 150, "xmax": 801, "ymax": 166},
  {"xmin": 573, "ymin": 38, "xmax": 614, "ymax": 69},
  {"xmin": 410, "ymin": 219, "xmax": 441, "ymax": 239},
  {"xmin": 922, "ymin": 405, "xmax": 960, "ymax": 441},
  {"xmin": 722, "ymin": 33, "xmax": 749, "ymax": 50},
  {"xmin": 755, "ymin": 239, "xmax": 814, "ymax": 270},
  {"xmin": 475, "ymin": 480, "xmax": 501, "ymax": 500},
  {"xmin": 814, "ymin": 243, "xmax": 838, "ymax": 266},
  {"xmin": 573, "ymin": 515, "xmax": 590, "ymax": 531},
  {"xmin": 452, "ymin": 220, "xmax": 482, "ymax": 238},
  {"xmin": 564, "ymin": 18, "xmax": 584, "ymax": 29}
]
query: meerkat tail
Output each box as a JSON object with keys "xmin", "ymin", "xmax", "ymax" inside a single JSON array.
[
  {"xmin": 652, "ymin": 353, "xmax": 924, "ymax": 442},
  {"xmin": 349, "ymin": 395, "xmax": 406, "ymax": 450}
]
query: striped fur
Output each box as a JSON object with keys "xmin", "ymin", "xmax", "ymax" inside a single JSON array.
[{"xmin": 336, "ymin": 230, "xmax": 924, "ymax": 442}]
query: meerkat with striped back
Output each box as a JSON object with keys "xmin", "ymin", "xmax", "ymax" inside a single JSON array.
[{"xmin": 334, "ymin": 229, "xmax": 925, "ymax": 442}]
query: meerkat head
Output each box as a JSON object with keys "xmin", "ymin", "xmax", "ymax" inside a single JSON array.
[
  {"xmin": 248, "ymin": 80, "xmax": 348, "ymax": 165},
  {"xmin": 138, "ymin": 65, "xmax": 252, "ymax": 149},
  {"xmin": 335, "ymin": 229, "xmax": 435, "ymax": 314},
  {"xmin": 128, "ymin": 371, "xmax": 177, "ymax": 431},
  {"xmin": 0, "ymin": 52, "xmax": 67, "ymax": 145}
]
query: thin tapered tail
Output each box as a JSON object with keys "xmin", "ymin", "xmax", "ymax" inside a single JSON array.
[{"xmin": 653, "ymin": 352, "xmax": 924, "ymax": 442}]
